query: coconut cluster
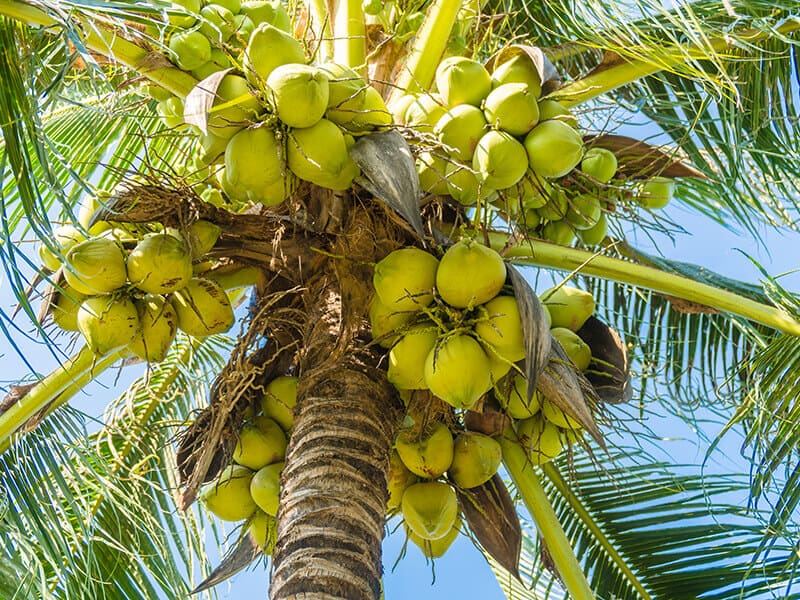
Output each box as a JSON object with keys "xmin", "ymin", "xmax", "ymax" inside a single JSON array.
[
  {"xmin": 146, "ymin": 0, "xmax": 391, "ymax": 210},
  {"xmin": 40, "ymin": 197, "xmax": 234, "ymax": 360},
  {"xmin": 199, "ymin": 376, "xmax": 297, "ymax": 552}
]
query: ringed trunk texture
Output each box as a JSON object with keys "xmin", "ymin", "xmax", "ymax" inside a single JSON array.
[{"xmin": 270, "ymin": 207, "xmax": 405, "ymax": 599}]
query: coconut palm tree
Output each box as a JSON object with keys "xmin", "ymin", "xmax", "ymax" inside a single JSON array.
[{"xmin": 0, "ymin": 0, "xmax": 798, "ymax": 599}]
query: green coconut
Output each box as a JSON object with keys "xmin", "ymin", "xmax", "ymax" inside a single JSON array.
[
  {"xmin": 444, "ymin": 161, "xmax": 491, "ymax": 206},
  {"xmin": 224, "ymin": 125, "xmax": 287, "ymax": 206},
  {"xmin": 198, "ymin": 4, "xmax": 236, "ymax": 41},
  {"xmin": 243, "ymin": 23, "xmax": 306, "ymax": 85},
  {"xmin": 171, "ymin": 277, "xmax": 235, "ymax": 337},
  {"xmin": 537, "ymin": 100, "xmax": 579, "ymax": 127},
  {"xmin": 434, "ymin": 104, "xmax": 487, "ymax": 161},
  {"xmin": 485, "ymin": 346, "xmax": 513, "ymax": 383},
  {"xmin": 387, "ymin": 325, "xmax": 438, "ymax": 390},
  {"xmin": 404, "ymin": 94, "xmax": 447, "ymax": 135},
  {"xmin": 368, "ymin": 296, "xmax": 415, "ymax": 348},
  {"xmin": 504, "ymin": 170, "xmax": 551, "ymax": 210},
  {"xmin": 77, "ymin": 195, "xmax": 111, "ymax": 234},
  {"xmin": 233, "ymin": 416, "xmax": 287, "ymax": 470},
  {"xmin": 436, "ymin": 240, "xmax": 506, "ymax": 309},
  {"xmin": 636, "ymin": 176, "xmax": 675, "ymax": 209},
  {"xmin": 401, "ymin": 481, "xmax": 459, "ymax": 541},
  {"xmin": 248, "ymin": 511, "xmax": 277, "ymax": 553},
  {"xmin": 395, "ymin": 422, "xmax": 454, "ymax": 479},
  {"xmin": 407, "ymin": 519, "xmax": 460, "ymax": 558},
  {"xmin": 417, "ymin": 152, "xmax": 451, "ymax": 196},
  {"xmin": 319, "ymin": 63, "xmax": 368, "ymax": 125},
  {"xmin": 495, "ymin": 373, "xmax": 541, "ymax": 419},
  {"xmin": 550, "ymin": 327, "xmax": 592, "ymax": 371},
  {"xmin": 541, "ymin": 220, "xmax": 576, "ymax": 245},
  {"xmin": 38, "ymin": 225, "xmax": 85, "ymax": 271},
  {"xmin": 266, "ymin": 63, "xmax": 329, "ymax": 128},
  {"xmin": 287, "ymin": 118, "xmax": 358, "ymax": 190},
  {"xmin": 169, "ymin": 29, "xmax": 211, "ymax": 71},
  {"xmin": 50, "ymin": 286, "xmax": 88, "ymax": 332},
  {"xmin": 389, "ymin": 93, "xmax": 416, "ymax": 125},
  {"xmin": 186, "ymin": 220, "xmax": 221, "ymax": 258},
  {"xmin": 424, "ymin": 334, "xmax": 492, "ymax": 409},
  {"xmin": 63, "ymin": 237, "xmax": 128, "ymax": 296},
  {"xmin": 536, "ymin": 189, "xmax": 569, "ymax": 222},
  {"xmin": 260, "ymin": 375, "xmax": 298, "ymax": 432},
  {"xmin": 250, "ymin": 461, "xmax": 284, "ymax": 516},
  {"xmin": 194, "ymin": 131, "xmax": 228, "ymax": 167},
  {"xmin": 491, "ymin": 54, "xmax": 542, "ymax": 98},
  {"xmin": 448, "ymin": 431, "xmax": 501, "ymax": 489},
  {"xmin": 483, "ymin": 82, "xmax": 539, "ymax": 137},
  {"xmin": 373, "ymin": 247, "xmax": 438, "ymax": 312},
  {"xmin": 240, "ymin": 0, "xmax": 291, "ymax": 31},
  {"xmin": 541, "ymin": 285, "xmax": 595, "ymax": 331},
  {"xmin": 515, "ymin": 413, "xmax": 563, "ymax": 465},
  {"xmin": 77, "ymin": 295, "xmax": 140, "ymax": 355},
  {"xmin": 581, "ymin": 147, "xmax": 618, "ymax": 183},
  {"xmin": 387, "ymin": 449, "xmax": 418, "ymax": 511},
  {"xmin": 524, "ymin": 120, "xmax": 584, "ymax": 179},
  {"xmin": 565, "ymin": 194, "xmax": 602, "ymax": 230},
  {"xmin": 473, "ymin": 130, "xmax": 528, "ymax": 190},
  {"xmin": 577, "ymin": 213, "xmax": 608, "ymax": 246},
  {"xmin": 200, "ymin": 464, "xmax": 257, "ymax": 521},
  {"xmin": 541, "ymin": 399, "xmax": 582, "ymax": 430},
  {"xmin": 474, "ymin": 294, "xmax": 525, "ymax": 363},
  {"xmin": 191, "ymin": 48, "xmax": 234, "ymax": 80},
  {"xmin": 168, "ymin": 0, "xmax": 201, "ymax": 27},
  {"xmin": 127, "ymin": 233, "xmax": 193, "ymax": 295},
  {"xmin": 230, "ymin": 14, "xmax": 256, "ymax": 48},
  {"xmin": 156, "ymin": 96, "xmax": 183, "ymax": 130},
  {"xmin": 128, "ymin": 294, "xmax": 178, "ymax": 363},
  {"xmin": 201, "ymin": 74, "xmax": 263, "ymax": 139},
  {"xmin": 344, "ymin": 86, "xmax": 392, "ymax": 133},
  {"xmin": 434, "ymin": 56, "xmax": 491, "ymax": 107}
]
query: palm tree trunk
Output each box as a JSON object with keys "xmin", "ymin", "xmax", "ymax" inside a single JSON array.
[{"xmin": 270, "ymin": 209, "xmax": 405, "ymax": 599}]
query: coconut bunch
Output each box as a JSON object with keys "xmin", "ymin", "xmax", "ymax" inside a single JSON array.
[
  {"xmin": 199, "ymin": 376, "xmax": 297, "ymax": 553},
  {"xmin": 40, "ymin": 200, "xmax": 235, "ymax": 360}
]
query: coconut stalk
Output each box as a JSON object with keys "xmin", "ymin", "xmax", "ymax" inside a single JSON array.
[
  {"xmin": 502, "ymin": 430, "xmax": 595, "ymax": 600},
  {"xmin": 332, "ymin": 0, "xmax": 367, "ymax": 73},
  {"xmin": 486, "ymin": 232, "xmax": 800, "ymax": 337},
  {"xmin": 0, "ymin": 346, "xmax": 124, "ymax": 452}
]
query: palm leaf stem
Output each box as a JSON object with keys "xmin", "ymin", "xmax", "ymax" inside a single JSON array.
[
  {"xmin": 554, "ymin": 19, "xmax": 800, "ymax": 108},
  {"xmin": 486, "ymin": 232, "xmax": 800, "ymax": 336},
  {"xmin": 541, "ymin": 462, "xmax": 653, "ymax": 600},
  {"xmin": 333, "ymin": 0, "xmax": 367, "ymax": 73},
  {"xmin": 0, "ymin": 345, "xmax": 122, "ymax": 451},
  {"xmin": 0, "ymin": 0, "xmax": 197, "ymax": 98},
  {"xmin": 503, "ymin": 433, "xmax": 595, "ymax": 600}
]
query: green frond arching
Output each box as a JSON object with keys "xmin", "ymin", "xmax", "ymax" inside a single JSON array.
[
  {"xmin": 0, "ymin": 335, "xmax": 233, "ymax": 600},
  {"xmin": 490, "ymin": 449, "xmax": 800, "ymax": 600}
]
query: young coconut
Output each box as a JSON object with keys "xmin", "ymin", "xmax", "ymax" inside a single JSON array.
[
  {"xmin": 373, "ymin": 247, "xmax": 438, "ymax": 312},
  {"xmin": 345, "ymin": 86, "xmax": 392, "ymax": 133},
  {"xmin": 387, "ymin": 325, "xmax": 438, "ymax": 390},
  {"xmin": 185, "ymin": 220, "xmax": 221, "ymax": 258},
  {"xmin": 320, "ymin": 62, "xmax": 368, "ymax": 125},
  {"xmin": 50, "ymin": 286, "xmax": 88, "ymax": 332},
  {"xmin": 267, "ymin": 63, "xmax": 329, "ymax": 128},
  {"xmin": 395, "ymin": 422, "xmax": 454, "ymax": 479},
  {"xmin": 404, "ymin": 94, "xmax": 447, "ymax": 135},
  {"xmin": 406, "ymin": 519, "xmax": 460, "ymax": 558},
  {"xmin": 417, "ymin": 151, "xmax": 451, "ymax": 196},
  {"xmin": 198, "ymin": 74, "xmax": 263, "ymax": 139},
  {"xmin": 541, "ymin": 399, "xmax": 582, "ymax": 430},
  {"xmin": 127, "ymin": 233, "xmax": 194, "ymax": 295},
  {"xmin": 435, "ymin": 240, "xmax": 506, "ymax": 308},
  {"xmin": 537, "ymin": 100, "xmax": 579, "ymax": 127},
  {"xmin": 541, "ymin": 221, "xmax": 576, "ymax": 245},
  {"xmin": 168, "ymin": 0, "xmax": 201, "ymax": 27},
  {"xmin": 128, "ymin": 294, "xmax": 178, "ymax": 363},
  {"xmin": 198, "ymin": 4, "xmax": 236, "ymax": 41},
  {"xmin": 515, "ymin": 413, "xmax": 563, "ymax": 465},
  {"xmin": 491, "ymin": 53, "xmax": 542, "ymax": 97},
  {"xmin": 444, "ymin": 162, "xmax": 491, "ymax": 206},
  {"xmin": 250, "ymin": 461, "xmax": 284, "ymax": 516},
  {"xmin": 240, "ymin": 0, "xmax": 291, "ymax": 31},
  {"xmin": 524, "ymin": 120, "xmax": 584, "ymax": 179},
  {"xmin": 424, "ymin": 334, "xmax": 493, "ymax": 409},
  {"xmin": 171, "ymin": 277, "xmax": 235, "ymax": 337},
  {"xmin": 368, "ymin": 296, "xmax": 415, "ymax": 348},
  {"xmin": 636, "ymin": 176, "xmax": 675, "ymax": 209},
  {"xmin": 200, "ymin": 464, "xmax": 258, "ymax": 521},
  {"xmin": 550, "ymin": 327, "xmax": 592, "ymax": 371},
  {"xmin": 401, "ymin": 481, "xmax": 459, "ymax": 541},
  {"xmin": 260, "ymin": 375, "xmax": 298, "ymax": 432},
  {"xmin": 473, "ymin": 130, "xmax": 529, "ymax": 190},
  {"xmin": 565, "ymin": 194, "xmax": 602, "ymax": 231},
  {"xmin": 387, "ymin": 449, "xmax": 418, "ymax": 511},
  {"xmin": 474, "ymin": 294, "xmax": 525, "ymax": 363},
  {"xmin": 434, "ymin": 104, "xmax": 487, "ymax": 161},
  {"xmin": 38, "ymin": 225, "xmax": 85, "ymax": 271},
  {"xmin": 243, "ymin": 23, "xmax": 306, "ymax": 86},
  {"xmin": 540, "ymin": 285, "xmax": 595, "ymax": 331},
  {"xmin": 287, "ymin": 118, "xmax": 359, "ymax": 190},
  {"xmin": 194, "ymin": 131, "xmax": 229, "ymax": 168},
  {"xmin": 483, "ymin": 83, "xmax": 540, "ymax": 137},
  {"xmin": 77, "ymin": 295, "xmax": 140, "ymax": 355},
  {"xmin": 169, "ymin": 29, "xmax": 211, "ymax": 71},
  {"xmin": 233, "ymin": 416, "xmax": 288, "ymax": 470},
  {"xmin": 248, "ymin": 511, "xmax": 278, "ymax": 554},
  {"xmin": 581, "ymin": 147, "xmax": 618, "ymax": 183},
  {"xmin": 434, "ymin": 57, "xmax": 491, "ymax": 107},
  {"xmin": 577, "ymin": 213, "xmax": 608, "ymax": 246},
  {"xmin": 495, "ymin": 373, "xmax": 542, "ymax": 419},
  {"xmin": 224, "ymin": 125, "xmax": 287, "ymax": 206},
  {"xmin": 448, "ymin": 431, "xmax": 502, "ymax": 489},
  {"xmin": 63, "ymin": 237, "xmax": 128, "ymax": 296}
]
